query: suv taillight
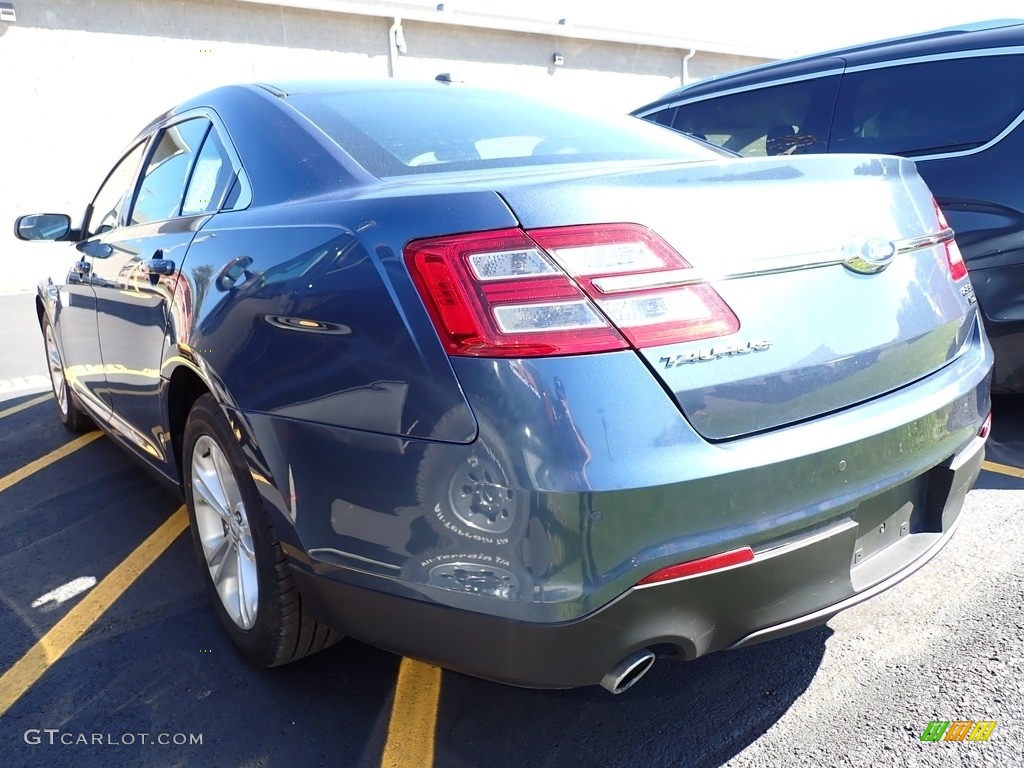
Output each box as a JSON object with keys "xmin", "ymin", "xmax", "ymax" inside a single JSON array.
[
  {"xmin": 405, "ymin": 223, "xmax": 739, "ymax": 357},
  {"xmin": 933, "ymin": 200, "xmax": 968, "ymax": 281}
]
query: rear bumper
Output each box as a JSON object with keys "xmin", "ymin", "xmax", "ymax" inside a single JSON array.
[
  {"xmin": 239, "ymin": 315, "xmax": 991, "ymax": 689},
  {"xmin": 291, "ymin": 431, "xmax": 983, "ymax": 688},
  {"xmin": 732, "ymin": 432, "xmax": 983, "ymax": 649}
]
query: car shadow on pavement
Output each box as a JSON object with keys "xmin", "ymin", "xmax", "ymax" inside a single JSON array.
[
  {"xmin": 0, "ymin": 535, "xmax": 400, "ymax": 768},
  {"xmin": 435, "ymin": 626, "xmax": 831, "ymax": 768}
]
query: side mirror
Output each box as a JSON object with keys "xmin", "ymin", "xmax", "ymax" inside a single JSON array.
[{"xmin": 15, "ymin": 213, "xmax": 73, "ymax": 242}]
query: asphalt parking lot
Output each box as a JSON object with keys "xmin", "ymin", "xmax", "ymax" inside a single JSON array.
[{"xmin": 1, "ymin": 290, "xmax": 1022, "ymax": 768}]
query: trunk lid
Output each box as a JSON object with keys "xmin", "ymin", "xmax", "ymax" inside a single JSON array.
[{"xmin": 493, "ymin": 155, "xmax": 976, "ymax": 439}]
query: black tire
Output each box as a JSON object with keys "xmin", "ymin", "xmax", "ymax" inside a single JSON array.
[
  {"xmin": 182, "ymin": 394, "xmax": 341, "ymax": 667},
  {"xmin": 416, "ymin": 416, "xmax": 529, "ymax": 549},
  {"xmin": 42, "ymin": 316, "xmax": 93, "ymax": 433}
]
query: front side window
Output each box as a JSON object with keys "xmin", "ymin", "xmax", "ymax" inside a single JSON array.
[
  {"xmin": 831, "ymin": 54, "xmax": 1024, "ymax": 156},
  {"xmin": 130, "ymin": 119, "xmax": 210, "ymax": 225},
  {"xmin": 668, "ymin": 76, "xmax": 840, "ymax": 157},
  {"xmin": 86, "ymin": 142, "xmax": 147, "ymax": 236}
]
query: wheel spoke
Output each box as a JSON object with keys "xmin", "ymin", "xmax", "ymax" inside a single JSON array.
[
  {"xmin": 192, "ymin": 438, "xmax": 232, "ymax": 520},
  {"xmin": 213, "ymin": 538, "xmax": 241, "ymax": 618},
  {"xmin": 192, "ymin": 467, "xmax": 231, "ymax": 522},
  {"xmin": 45, "ymin": 327, "xmax": 68, "ymax": 414},
  {"xmin": 205, "ymin": 533, "xmax": 233, "ymax": 579},
  {"xmin": 237, "ymin": 524, "xmax": 256, "ymax": 561},
  {"xmin": 236, "ymin": 545, "xmax": 257, "ymax": 628},
  {"xmin": 190, "ymin": 431, "xmax": 261, "ymax": 631},
  {"xmin": 211, "ymin": 444, "xmax": 244, "ymax": 515}
]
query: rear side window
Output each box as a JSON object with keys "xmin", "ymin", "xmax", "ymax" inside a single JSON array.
[
  {"xmin": 287, "ymin": 86, "xmax": 724, "ymax": 177},
  {"xmin": 830, "ymin": 54, "xmax": 1024, "ymax": 156},
  {"xmin": 130, "ymin": 119, "xmax": 210, "ymax": 225},
  {"xmin": 665, "ymin": 76, "xmax": 840, "ymax": 157},
  {"xmin": 182, "ymin": 127, "xmax": 235, "ymax": 216}
]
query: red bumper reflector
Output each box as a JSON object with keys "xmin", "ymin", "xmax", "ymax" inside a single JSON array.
[
  {"xmin": 636, "ymin": 546, "xmax": 755, "ymax": 586},
  {"xmin": 979, "ymin": 413, "xmax": 992, "ymax": 440}
]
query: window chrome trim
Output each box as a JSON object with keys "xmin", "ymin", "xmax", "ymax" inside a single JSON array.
[
  {"xmin": 840, "ymin": 45, "xmax": 1024, "ymax": 74},
  {"xmin": 632, "ymin": 68, "xmax": 845, "ymax": 115},
  {"xmin": 901, "ymin": 109, "xmax": 1024, "ymax": 162}
]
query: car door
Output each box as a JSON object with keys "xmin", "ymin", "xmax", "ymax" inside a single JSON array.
[
  {"xmin": 56, "ymin": 141, "xmax": 148, "ymax": 421},
  {"xmin": 85, "ymin": 116, "xmax": 235, "ymax": 467}
]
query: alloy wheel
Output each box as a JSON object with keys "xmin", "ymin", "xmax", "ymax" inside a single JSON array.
[
  {"xmin": 44, "ymin": 323, "xmax": 68, "ymax": 417},
  {"xmin": 190, "ymin": 434, "xmax": 259, "ymax": 629}
]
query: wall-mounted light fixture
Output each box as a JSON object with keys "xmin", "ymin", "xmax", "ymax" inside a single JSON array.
[
  {"xmin": 0, "ymin": 3, "xmax": 16, "ymax": 22},
  {"xmin": 393, "ymin": 20, "xmax": 407, "ymax": 54},
  {"xmin": 552, "ymin": 53, "xmax": 564, "ymax": 66}
]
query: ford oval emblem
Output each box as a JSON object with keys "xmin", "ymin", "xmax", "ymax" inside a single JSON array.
[{"xmin": 843, "ymin": 236, "xmax": 897, "ymax": 274}]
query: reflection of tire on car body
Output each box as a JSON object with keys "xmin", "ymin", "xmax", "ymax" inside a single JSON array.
[
  {"xmin": 402, "ymin": 550, "xmax": 532, "ymax": 601},
  {"xmin": 417, "ymin": 415, "xmax": 528, "ymax": 548}
]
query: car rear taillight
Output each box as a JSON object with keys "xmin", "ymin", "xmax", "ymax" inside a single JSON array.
[
  {"xmin": 405, "ymin": 224, "xmax": 739, "ymax": 357},
  {"xmin": 933, "ymin": 200, "xmax": 968, "ymax": 281},
  {"xmin": 405, "ymin": 228, "xmax": 628, "ymax": 357}
]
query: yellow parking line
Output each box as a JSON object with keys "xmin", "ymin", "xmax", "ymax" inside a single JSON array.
[
  {"xmin": 0, "ymin": 393, "xmax": 52, "ymax": 421},
  {"xmin": 981, "ymin": 460, "xmax": 1024, "ymax": 480},
  {"xmin": 0, "ymin": 506, "xmax": 188, "ymax": 716},
  {"xmin": 380, "ymin": 658, "xmax": 443, "ymax": 768},
  {"xmin": 0, "ymin": 432, "xmax": 103, "ymax": 495}
]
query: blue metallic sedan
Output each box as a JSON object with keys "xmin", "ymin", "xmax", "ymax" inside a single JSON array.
[{"xmin": 16, "ymin": 81, "xmax": 992, "ymax": 693}]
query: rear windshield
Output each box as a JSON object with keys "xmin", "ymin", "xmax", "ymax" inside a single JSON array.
[{"xmin": 286, "ymin": 86, "xmax": 724, "ymax": 177}]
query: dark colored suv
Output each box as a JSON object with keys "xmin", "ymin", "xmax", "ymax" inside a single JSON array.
[{"xmin": 634, "ymin": 20, "xmax": 1024, "ymax": 392}]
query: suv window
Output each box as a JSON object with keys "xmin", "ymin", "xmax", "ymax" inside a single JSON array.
[
  {"xmin": 830, "ymin": 55, "xmax": 1024, "ymax": 156},
  {"xmin": 130, "ymin": 119, "xmax": 210, "ymax": 225},
  {"xmin": 668, "ymin": 77, "xmax": 840, "ymax": 157},
  {"xmin": 86, "ymin": 142, "xmax": 146, "ymax": 236}
]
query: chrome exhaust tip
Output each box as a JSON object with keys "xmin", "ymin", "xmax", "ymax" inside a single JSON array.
[{"xmin": 599, "ymin": 649, "xmax": 656, "ymax": 694}]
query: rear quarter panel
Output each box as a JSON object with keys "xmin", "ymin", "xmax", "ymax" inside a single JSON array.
[{"xmin": 168, "ymin": 190, "xmax": 523, "ymax": 444}]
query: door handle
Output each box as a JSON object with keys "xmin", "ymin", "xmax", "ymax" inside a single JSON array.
[{"xmin": 145, "ymin": 254, "xmax": 176, "ymax": 276}]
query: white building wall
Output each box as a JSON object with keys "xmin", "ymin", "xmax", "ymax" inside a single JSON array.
[{"xmin": 0, "ymin": 0, "xmax": 768, "ymax": 292}]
